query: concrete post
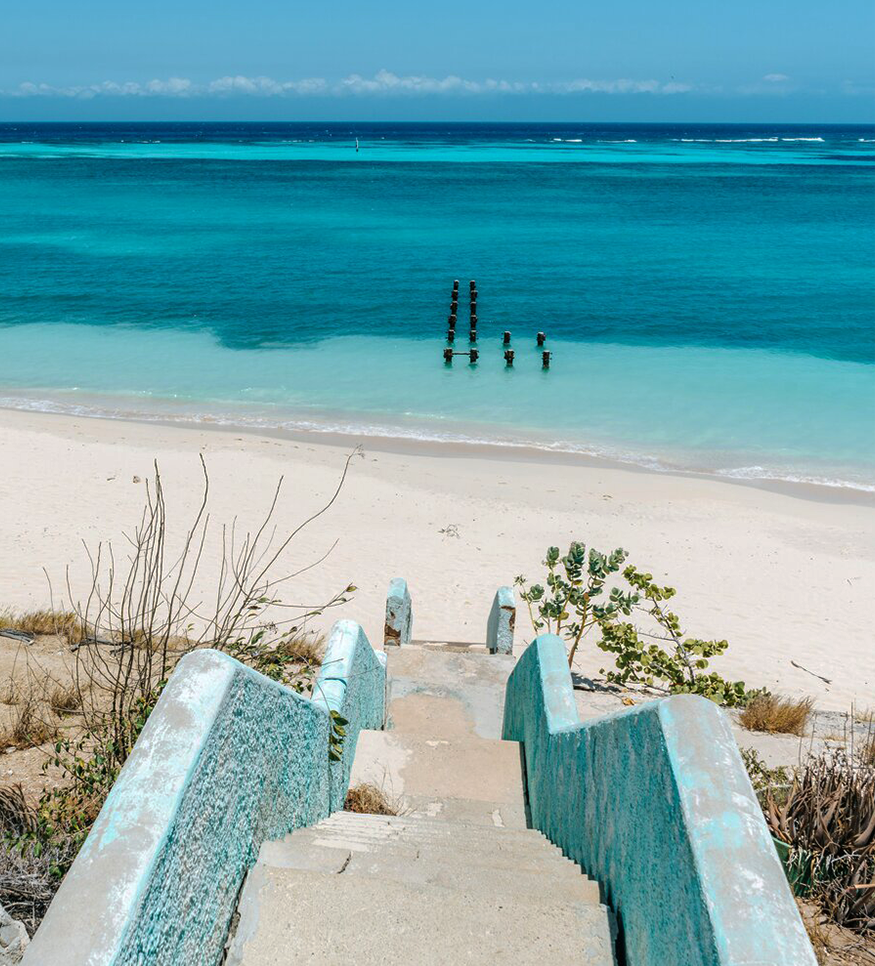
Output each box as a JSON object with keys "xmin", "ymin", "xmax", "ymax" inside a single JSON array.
[
  {"xmin": 486, "ymin": 586, "xmax": 515, "ymax": 655},
  {"xmin": 384, "ymin": 577, "xmax": 412, "ymax": 647}
]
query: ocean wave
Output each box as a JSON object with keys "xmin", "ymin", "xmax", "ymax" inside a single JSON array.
[
  {"xmin": 1, "ymin": 392, "xmax": 872, "ymax": 495},
  {"xmin": 717, "ymin": 465, "xmax": 875, "ymax": 493}
]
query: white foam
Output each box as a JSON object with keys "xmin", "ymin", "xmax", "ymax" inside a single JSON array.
[{"xmin": 1, "ymin": 392, "xmax": 872, "ymax": 495}]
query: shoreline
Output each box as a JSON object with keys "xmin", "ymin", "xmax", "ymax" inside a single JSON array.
[{"xmin": 0, "ymin": 400, "xmax": 872, "ymax": 509}]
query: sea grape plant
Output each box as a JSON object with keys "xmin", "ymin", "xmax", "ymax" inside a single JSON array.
[
  {"xmin": 514, "ymin": 542, "xmax": 634, "ymax": 667},
  {"xmin": 516, "ymin": 542, "xmax": 754, "ymax": 707}
]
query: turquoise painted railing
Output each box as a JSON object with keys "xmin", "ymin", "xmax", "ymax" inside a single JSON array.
[
  {"xmin": 502, "ymin": 634, "xmax": 816, "ymax": 966},
  {"xmin": 24, "ymin": 619, "xmax": 386, "ymax": 966}
]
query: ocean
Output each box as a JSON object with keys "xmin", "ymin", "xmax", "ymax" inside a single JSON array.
[{"xmin": 0, "ymin": 121, "xmax": 873, "ymax": 490}]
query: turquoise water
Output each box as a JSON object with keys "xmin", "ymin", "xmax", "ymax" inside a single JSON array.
[{"xmin": 0, "ymin": 122, "xmax": 873, "ymax": 489}]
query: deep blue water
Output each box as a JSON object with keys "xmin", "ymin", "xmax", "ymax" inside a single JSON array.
[{"xmin": 0, "ymin": 122, "xmax": 873, "ymax": 488}]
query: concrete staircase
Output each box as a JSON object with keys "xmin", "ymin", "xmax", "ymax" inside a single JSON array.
[{"xmin": 225, "ymin": 644, "xmax": 617, "ymax": 965}]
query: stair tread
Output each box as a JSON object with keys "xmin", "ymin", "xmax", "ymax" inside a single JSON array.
[{"xmin": 226, "ymin": 867, "xmax": 615, "ymax": 965}]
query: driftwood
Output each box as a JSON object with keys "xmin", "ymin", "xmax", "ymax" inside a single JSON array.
[{"xmin": 0, "ymin": 630, "xmax": 34, "ymax": 645}]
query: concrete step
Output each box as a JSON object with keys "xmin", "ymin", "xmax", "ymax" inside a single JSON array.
[
  {"xmin": 261, "ymin": 833, "xmax": 587, "ymax": 880},
  {"xmin": 349, "ymin": 729, "xmax": 527, "ymax": 824},
  {"xmin": 278, "ymin": 819, "xmax": 575, "ymax": 861},
  {"xmin": 385, "ymin": 645, "xmax": 516, "ymax": 741},
  {"xmin": 226, "ymin": 867, "xmax": 616, "ymax": 965},
  {"xmin": 257, "ymin": 839, "xmax": 600, "ymax": 903}
]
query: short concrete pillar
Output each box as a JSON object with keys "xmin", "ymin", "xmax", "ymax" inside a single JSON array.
[
  {"xmin": 384, "ymin": 577, "xmax": 412, "ymax": 647},
  {"xmin": 486, "ymin": 586, "xmax": 515, "ymax": 654}
]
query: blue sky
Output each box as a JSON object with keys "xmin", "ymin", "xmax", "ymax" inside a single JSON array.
[{"xmin": 1, "ymin": 0, "xmax": 873, "ymax": 121}]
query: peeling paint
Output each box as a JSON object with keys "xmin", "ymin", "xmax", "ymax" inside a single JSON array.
[
  {"xmin": 486, "ymin": 587, "xmax": 515, "ymax": 655},
  {"xmin": 25, "ymin": 623, "xmax": 386, "ymax": 966},
  {"xmin": 502, "ymin": 634, "xmax": 817, "ymax": 966}
]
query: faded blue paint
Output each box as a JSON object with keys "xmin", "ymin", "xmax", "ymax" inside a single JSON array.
[
  {"xmin": 25, "ymin": 620, "xmax": 386, "ymax": 966},
  {"xmin": 502, "ymin": 634, "xmax": 816, "ymax": 966},
  {"xmin": 312, "ymin": 619, "xmax": 389, "ymax": 810},
  {"xmin": 384, "ymin": 577, "xmax": 412, "ymax": 647},
  {"xmin": 486, "ymin": 586, "xmax": 515, "ymax": 655}
]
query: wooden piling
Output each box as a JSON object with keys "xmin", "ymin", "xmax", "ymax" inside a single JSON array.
[
  {"xmin": 503, "ymin": 331, "xmax": 511, "ymax": 345},
  {"xmin": 542, "ymin": 350, "xmax": 551, "ymax": 368},
  {"xmin": 537, "ymin": 332, "xmax": 546, "ymax": 347},
  {"xmin": 504, "ymin": 349, "xmax": 515, "ymax": 366}
]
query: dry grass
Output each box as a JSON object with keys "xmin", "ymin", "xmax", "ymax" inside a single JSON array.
[
  {"xmin": 0, "ymin": 608, "xmax": 85, "ymax": 644},
  {"xmin": 276, "ymin": 632, "xmax": 325, "ymax": 667},
  {"xmin": 0, "ymin": 690, "xmax": 58, "ymax": 750},
  {"xmin": 860, "ymin": 738, "xmax": 875, "ymax": 768},
  {"xmin": 740, "ymin": 693, "xmax": 814, "ymax": 736},
  {"xmin": 49, "ymin": 683, "xmax": 82, "ymax": 717},
  {"xmin": 344, "ymin": 783, "xmax": 399, "ymax": 816}
]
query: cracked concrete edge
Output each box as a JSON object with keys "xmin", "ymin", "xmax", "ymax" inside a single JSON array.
[
  {"xmin": 384, "ymin": 577, "xmax": 412, "ymax": 647},
  {"xmin": 486, "ymin": 586, "xmax": 516, "ymax": 655}
]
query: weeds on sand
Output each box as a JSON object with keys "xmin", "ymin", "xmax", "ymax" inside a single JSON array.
[
  {"xmin": 0, "ymin": 608, "xmax": 85, "ymax": 644},
  {"xmin": 48, "ymin": 683, "xmax": 82, "ymax": 717},
  {"xmin": 0, "ymin": 691, "xmax": 58, "ymax": 750},
  {"xmin": 764, "ymin": 750, "xmax": 874, "ymax": 934},
  {"xmin": 344, "ymin": 783, "xmax": 399, "ymax": 816},
  {"xmin": 0, "ymin": 452, "xmax": 361, "ymax": 934},
  {"xmin": 741, "ymin": 747, "xmax": 792, "ymax": 793},
  {"xmin": 740, "ymin": 693, "xmax": 814, "ymax": 736},
  {"xmin": 860, "ymin": 739, "xmax": 875, "ymax": 768}
]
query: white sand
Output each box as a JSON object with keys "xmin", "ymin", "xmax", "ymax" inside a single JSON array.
[{"xmin": 0, "ymin": 408, "xmax": 872, "ymax": 712}]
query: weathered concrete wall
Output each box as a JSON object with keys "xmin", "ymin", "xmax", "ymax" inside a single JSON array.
[
  {"xmin": 486, "ymin": 586, "xmax": 515, "ymax": 654},
  {"xmin": 503, "ymin": 634, "xmax": 816, "ymax": 966},
  {"xmin": 24, "ymin": 620, "xmax": 386, "ymax": 966},
  {"xmin": 384, "ymin": 577, "xmax": 412, "ymax": 647}
]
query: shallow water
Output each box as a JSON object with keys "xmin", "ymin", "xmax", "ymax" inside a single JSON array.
[{"xmin": 0, "ymin": 122, "xmax": 873, "ymax": 489}]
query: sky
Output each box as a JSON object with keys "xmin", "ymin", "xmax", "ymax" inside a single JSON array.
[{"xmin": 1, "ymin": 0, "xmax": 873, "ymax": 122}]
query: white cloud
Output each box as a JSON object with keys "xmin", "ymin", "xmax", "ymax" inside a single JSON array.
[
  {"xmin": 4, "ymin": 71, "xmax": 694, "ymax": 99},
  {"xmin": 762, "ymin": 73, "xmax": 790, "ymax": 83}
]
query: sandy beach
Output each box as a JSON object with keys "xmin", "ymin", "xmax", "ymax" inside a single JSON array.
[{"xmin": 0, "ymin": 406, "xmax": 872, "ymax": 713}]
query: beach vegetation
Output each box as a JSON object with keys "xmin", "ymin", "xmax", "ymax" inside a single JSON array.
[
  {"xmin": 741, "ymin": 747, "xmax": 792, "ymax": 794},
  {"xmin": 0, "ymin": 685, "xmax": 59, "ymax": 751},
  {"xmin": 764, "ymin": 750, "xmax": 875, "ymax": 935},
  {"xmin": 516, "ymin": 542, "xmax": 755, "ymax": 707},
  {"xmin": 0, "ymin": 451, "xmax": 361, "ymax": 932},
  {"xmin": 0, "ymin": 608, "xmax": 86, "ymax": 645},
  {"xmin": 740, "ymin": 693, "xmax": 814, "ymax": 736}
]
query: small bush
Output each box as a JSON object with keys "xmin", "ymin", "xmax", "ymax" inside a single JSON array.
[
  {"xmin": 765, "ymin": 750, "xmax": 874, "ymax": 933},
  {"xmin": 344, "ymin": 783, "xmax": 399, "ymax": 816},
  {"xmin": 516, "ymin": 542, "xmax": 754, "ymax": 706},
  {"xmin": 740, "ymin": 693, "xmax": 813, "ymax": 736},
  {"xmin": 0, "ymin": 692, "xmax": 58, "ymax": 750},
  {"xmin": 0, "ymin": 784, "xmax": 36, "ymax": 837},
  {"xmin": 48, "ymin": 684, "xmax": 82, "ymax": 717}
]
